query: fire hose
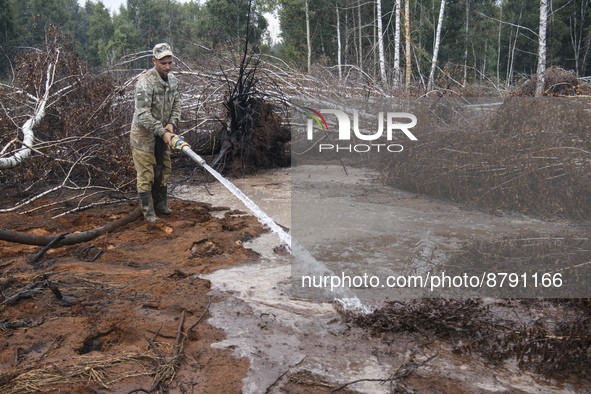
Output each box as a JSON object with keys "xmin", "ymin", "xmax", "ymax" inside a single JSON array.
[{"xmin": 170, "ymin": 135, "xmax": 206, "ymax": 166}]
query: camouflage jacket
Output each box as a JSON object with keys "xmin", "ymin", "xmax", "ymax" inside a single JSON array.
[{"xmin": 130, "ymin": 68, "xmax": 181, "ymax": 152}]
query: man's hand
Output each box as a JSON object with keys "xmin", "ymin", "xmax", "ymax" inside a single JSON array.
[{"xmin": 163, "ymin": 124, "xmax": 176, "ymax": 147}]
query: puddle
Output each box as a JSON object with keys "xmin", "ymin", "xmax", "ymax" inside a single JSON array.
[
  {"xmin": 174, "ymin": 166, "xmax": 586, "ymax": 393},
  {"xmin": 292, "ymin": 165, "xmax": 567, "ymax": 271}
]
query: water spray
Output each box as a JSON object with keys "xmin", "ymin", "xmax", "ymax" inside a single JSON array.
[
  {"xmin": 171, "ymin": 135, "xmax": 371, "ymax": 313},
  {"xmin": 171, "ymin": 135, "xmax": 292, "ymax": 248}
]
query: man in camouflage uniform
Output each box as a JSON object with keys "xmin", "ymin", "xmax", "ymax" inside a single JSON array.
[{"xmin": 130, "ymin": 43, "xmax": 181, "ymax": 222}]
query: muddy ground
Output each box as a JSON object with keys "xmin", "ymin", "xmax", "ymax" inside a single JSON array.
[
  {"xmin": 1, "ymin": 191, "xmax": 591, "ymax": 393},
  {"xmin": 0, "ymin": 199, "xmax": 263, "ymax": 393}
]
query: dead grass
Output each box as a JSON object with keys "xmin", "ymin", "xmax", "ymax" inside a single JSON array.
[
  {"xmin": 379, "ymin": 97, "xmax": 591, "ymax": 221},
  {"xmin": 0, "ymin": 352, "xmax": 154, "ymax": 393},
  {"xmin": 341, "ymin": 297, "xmax": 591, "ymax": 379}
]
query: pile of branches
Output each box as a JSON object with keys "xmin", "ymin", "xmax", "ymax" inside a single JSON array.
[
  {"xmin": 342, "ymin": 297, "xmax": 591, "ymax": 378},
  {"xmin": 517, "ymin": 67, "xmax": 579, "ymax": 96},
  {"xmin": 0, "ymin": 26, "xmax": 134, "ymax": 215},
  {"xmin": 379, "ymin": 97, "xmax": 591, "ymax": 221},
  {"xmin": 0, "ymin": 12, "xmax": 399, "ymax": 216}
]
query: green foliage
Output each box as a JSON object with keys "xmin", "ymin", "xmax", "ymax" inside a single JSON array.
[
  {"xmin": 2, "ymin": 0, "xmax": 591, "ymax": 85},
  {"xmin": 86, "ymin": 1, "xmax": 114, "ymax": 67},
  {"xmin": 30, "ymin": 0, "xmax": 76, "ymax": 43},
  {"xmin": 277, "ymin": 0, "xmax": 307, "ymax": 67},
  {"xmin": 278, "ymin": 0, "xmax": 337, "ymax": 69},
  {"xmin": 196, "ymin": 0, "xmax": 268, "ymax": 51},
  {"xmin": 0, "ymin": 0, "xmax": 16, "ymax": 45},
  {"xmin": 1, "ymin": 0, "xmax": 271, "ymax": 74}
]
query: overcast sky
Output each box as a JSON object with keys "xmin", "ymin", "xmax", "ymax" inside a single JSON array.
[
  {"xmin": 85, "ymin": 0, "xmax": 129, "ymax": 13},
  {"xmin": 78, "ymin": 0, "xmax": 281, "ymax": 43}
]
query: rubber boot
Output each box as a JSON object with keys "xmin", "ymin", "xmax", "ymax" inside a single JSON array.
[
  {"xmin": 139, "ymin": 191, "xmax": 158, "ymax": 222},
  {"xmin": 154, "ymin": 186, "xmax": 172, "ymax": 215}
]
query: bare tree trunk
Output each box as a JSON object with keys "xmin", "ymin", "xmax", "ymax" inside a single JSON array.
[
  {"xmin": 414, "ymin": 46, "xmax": 425, "ymax": 89},
  {"xmin": 358, "ymin": 0, "xmax": 363, "ymax": 67},
  {"xmin": 306, "ymin": 0, "xmax": 311, "ymax": 72},
  {"xmin": 497, "ymin": 2, "xmax": 502, "ymax": 82},
  {"xmin": 508, "ymin": 29, "xmax": 518, "ymax": 83},
  {"xmin": 536, "ymin": 0, "xmax": 547, "ymax": 96},
  {"xmin": 374, "ymin": 2, "xmax": 377, "ymax": 77},
  {"xmin": 569, "ymin": 0, "xmax": 591, "ymax": 77},
  {"xmin": 394, "ymin": 0, "xmax": 401, "ymax": 87},
  {"xmin": 482, "ymin": 38, "xmax": 487, "ymax": 81},
  {"xmin": 405, "ymin": 0, "xmax": 411, "ymax": 89},
  {"xmin": 376, "ymin": 0, "xmax": 387, "ymax": 82},
  {"xmin": 463, "ymin": 0, "xmax": 470, "ymax": 85},
  {"xmin": 0, "ymin": 53, "xmax": 59, "ymax": 169},
  {"xmin": 570, "ymin": 14, "xmax": 581, "ymax": 76},
  {"xmin": 337, "ymin": 3, "xmax": 343, "ymax": 79},
  {"xmin": 345, "ymin": 9, "xmax": 349, "ymax": 66},
  {"xmin": 582, "ymin": 25, "xmax": 591, "ymax": 76},
  {"xmin": 508, "ymin": 7, "xmax": 523, "ymax": 84},
  {"xmin": 427, "ymin": 0, "xmax": 446, "ymax": 91}
]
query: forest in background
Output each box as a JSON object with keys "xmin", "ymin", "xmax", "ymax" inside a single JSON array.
[{"xmin": 0, "ymin": 0, "xmax": 590, "ymax": 90}]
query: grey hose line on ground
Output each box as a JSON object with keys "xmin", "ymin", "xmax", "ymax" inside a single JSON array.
[{"xmin": 0, "ymin": 207, "xmax": 142, "ymax": 246}]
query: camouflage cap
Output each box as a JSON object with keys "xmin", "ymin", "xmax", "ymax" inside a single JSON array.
[{"xmin": 153, "ymin": 43, "xmax": 173, "ymax": 59}]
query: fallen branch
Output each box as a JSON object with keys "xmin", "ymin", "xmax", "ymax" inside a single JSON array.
[
  {"xmin": 142, "ymin": 311, "xmax": 186, "ymax": 393},
  {"xmin": 134, "ymin": 298, "xmax": 211, "ymax": 394},
  {"xmin": 1, "ymin": 319, "xmax": 32, "ymax": 330},
  {"xmin": 331, "ymin": 350, "xmax": 438, "ymax": 392},
  {"xmin": 29, "ymin": 233, "xmax": 68, "ymax": 264},
  {"xmin": 265, "ymin": 356, "xmax": 307, "ymax": 394},
  {"xmin": 187, "ymin": 294, "xmax": 211, "ymax": 333},
  {"xmin": 0, "ymin": 50, "xmax": 58, "ymax": 169},
  {"xmin": 1, "ymin": 281, "xmax": 48, "ymax": 306},
  {"xmin": 172, "ymin": 311, "xmax": 186, "ymax": 360},
  {"xmin": 47, "ymin": 280, "xmax": 63, "ymax": 300}
]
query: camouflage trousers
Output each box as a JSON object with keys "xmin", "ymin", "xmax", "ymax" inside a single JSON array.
[{"xmin": 131, "ymin": 146, "xmax": 171, "ymax": 193}]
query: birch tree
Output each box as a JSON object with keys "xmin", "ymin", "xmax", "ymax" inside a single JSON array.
[
  {"xmin": 497, "ymin": 2, "xmax": 502, "ymax": 82},
  {"xmin": 427, "ymin": 0, "xmax": 447, "ymax": 91},
  {"xmin": 463, "ymin": 0, "xmax": 470, "ymax": 85},
  {"xmin": 0, "ymin": 27, "xmax": 136, "ymax": 214},
  {"xmin": 306, "ymin": 0, "xmax": 312, "ymax": 72},
  {"xmin": 337, "ymin": 3, "xmax": 342, "ymax": 79},
  {"xmin": 536, "ymin": 0, "xmax": 547, "ymax": 96},
  {"xmin": 0, "ymin": 50, "xmax": 65, "ymax": 169},
  {"xmin": 393, "ymin": 0, "xmax": 401, "ymax": 87},
  {"xmin": 376, "ymin": 0, "xmax": 387, "ymax": 82},
  {"xmin": 405, "ymin": 0, "xmax": 411, "ymax": 88}
]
